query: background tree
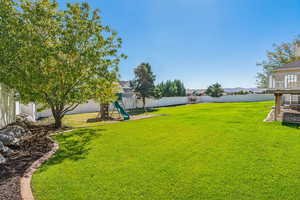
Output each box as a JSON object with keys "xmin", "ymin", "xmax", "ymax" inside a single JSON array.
[
  {"xmin": 157, "ymin": 79, "xmax": 186, "ymax": 97},
  {"xmin": 174, "ymin": 80, "xmax": 186, "ymax": 96},
  {"xmin": 206, "ymin": 83, "xmax": 224, "ymax": 97},
  {"xmin": 256, "ymin": 36, "xmax": 300, "ymax": 88},
  {"xmin": 153, "ymin": 86, "xmax": 162, "ymax": 99},
  {"xmin": 0, "ymin": 0, "xmax": 124, "ymax": 128},
  {"xmin": 92, "ymin": 71, "xmax": 120, "ymax": 121},
  {"xmin": 131, "ymin": 63, "xmax": 156, "ymax": 109}
]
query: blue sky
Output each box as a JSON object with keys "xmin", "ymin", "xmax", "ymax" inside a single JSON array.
[{"xmin": 58, "ymin": 0, "xmax": 300, "ymax": 88}]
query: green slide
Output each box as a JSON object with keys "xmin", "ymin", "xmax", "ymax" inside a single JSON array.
[{"xmin": 114, "ymin": 101, "xmax": 130, "ymax": 120}]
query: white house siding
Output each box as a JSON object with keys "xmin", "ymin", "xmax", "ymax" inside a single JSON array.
[{"xmin": 0, "ymin": 84, "xmax": 16, "ymax": 128}]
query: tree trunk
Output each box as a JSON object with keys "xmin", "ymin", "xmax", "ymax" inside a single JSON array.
[
  {"xmin": 142, "ymin": 97, "xmax": 146, "ymax": 111},
  {"xmin": 100, "ymin": 103, "xmax": 110, "ymax": 120},
  {"xmin": 51, "ymin": 108, "xmax": 63, "ymax": 129},
  {"xmin": 54, "ymin": 116, "xmax": 62, "ymax": 129}
]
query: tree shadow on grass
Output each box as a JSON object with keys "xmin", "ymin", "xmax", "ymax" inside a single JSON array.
[
  {"xmin": 282, "ymin": 122, "xmax": 300, "ymax": 129},
  {"xmin": 37, "ymin": 128, "xmax": 104, "ymax": 172}
]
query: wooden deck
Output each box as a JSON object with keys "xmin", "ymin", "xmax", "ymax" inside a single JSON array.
[
  {"xmin": 265, "ymin": 106, "xmax": 300, "ymax": 123},
  {"xmin": 269, "ymin": 89, "xmax": 300, "ymax": 121},
  {"xmin": 272, "ymin": 89, "xmax": 300, "ymax": 94}
]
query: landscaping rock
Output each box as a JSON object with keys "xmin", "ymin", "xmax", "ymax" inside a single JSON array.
[
  {"xmin": 0, "ymin": 134, "xmax": 18, "ymax": 145},
  {"xmin": 0, "ymin": 141, "xmax": 13, "ymax": 153},
  {"xmin": 0, "ymin": 125, "xmax": 29, "ymax": 137},
  {"xmin": 0, "ymin": 153, "xmax": 6, "ymax": 164},
  {"xmin": 0, "ymin": 125, "xmax": 31, "ymax": 146},
  {"xmin": 0, "ymin": 124, "xmax": 33, "ymax": 167},
  {"xmin": 16, "ymin": 113, "xmax": 34, "ymax": 124}
]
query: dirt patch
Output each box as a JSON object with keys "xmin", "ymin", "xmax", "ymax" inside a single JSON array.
[
  {"xmin": 130, "ymin": 114, "xmax": 166, "ymax": 120},
  {"xmin": 86, "ymin": 114, "xmax": 166, "ymax": 125}
]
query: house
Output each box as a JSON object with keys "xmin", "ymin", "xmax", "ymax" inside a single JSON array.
[
  {"xmin": 186, "ymin": 89, "xmax": 206, "ymax": 96},
  {"xmin": 119, "ymin": 81, "xmax": 133, "ymax": 94},
  {"xmin": 268, "ymin": 53, "xmax": 300, "ymax": 120}
]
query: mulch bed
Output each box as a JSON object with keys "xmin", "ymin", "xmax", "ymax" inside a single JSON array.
[{"xmin": 0, "ymin": 124, "xmax": 66, "ymax": 200}]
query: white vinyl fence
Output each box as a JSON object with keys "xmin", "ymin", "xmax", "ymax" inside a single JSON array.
[
  {"xmin": 36, "ymin": 101, "xmax": 114, "ymax": 119},
  {"xmin": 20, "ymin": 103, "xmax": 37, "ymax": 121},
  {"xmin": 0, "ymin": 84, "xmax": 16, "ymax": 128},
  {"xmin": 196, "ymin": 94, "xmax": 273, "ymax": 103},
  {"xmin": 124, "ymin": 94, "xmax": 273, "ymax": 108},
  {"xmin": 137, "ymin": 97, "xmax": 188, "ymax": 108},
  {"xmin": 36, "ymin": 100, "xmax": 100, "ymax": 118},
  {"xmin": 20, "ymin": 94, "xmax": 274, "ymax": 120}
]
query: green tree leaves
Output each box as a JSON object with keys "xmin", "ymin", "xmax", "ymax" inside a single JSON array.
[
  {"xmin": 131, "ymin": 63, "xmax": 156, "ymax": 108},
  {"xmin": 0, "ymin": 0, "xmax": 124, "ymax": 128},
  {"xmin": 206, "ymin": 83, "xmax": 224, "ymax": 97},
  {"xmin": 156, "ymin": 80, "xmax": 186, "ymax": 97}
]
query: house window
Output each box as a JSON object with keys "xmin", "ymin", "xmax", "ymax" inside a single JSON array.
[
  {"xmin": 285, "ymin": 74, "xmax": 297, "ymax": 88},
  {"xmin": 269, "ymin": 75, "xmax": 275, "ymax": 88}
]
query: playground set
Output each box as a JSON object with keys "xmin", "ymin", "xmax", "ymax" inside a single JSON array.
[
  {"xmin": 110, "ymin": 93, "xmax": 130, "ymax": 120},
  {"xmin": 112, "ymin": 101, "xmax": 130, "ymax": 120}
]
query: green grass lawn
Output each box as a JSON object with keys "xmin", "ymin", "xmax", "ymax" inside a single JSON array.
[{"xmin": 32, "ymin": 102, "xmax": 300, "ymax": 200}]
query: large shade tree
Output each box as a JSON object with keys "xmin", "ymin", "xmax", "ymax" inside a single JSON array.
[
  {"xmin": 0, "ymin": 0, "xmax": 124, "ymax": 128},
  {"xmin": 131, "ymin": 63, "xmax": 156, "ymax": 109},
  {"xmin": 256, "ymin": 36, "xmax": 300, "ymax": 88}
]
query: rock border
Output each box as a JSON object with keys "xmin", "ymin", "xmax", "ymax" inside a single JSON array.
[{"xmin": 20, "ymin": 136, "xmax": 59, "ymax": 200}]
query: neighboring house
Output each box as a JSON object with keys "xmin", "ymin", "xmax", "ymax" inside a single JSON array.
[
  {"xmin": 118, "ymin": 80, "xmax": 136, "ymax": 99},
  {"xmin": 119, "ymin": 81, "xmax": 134, "ymax": 94},
  {"xmin": 186, "ymin": 89, "xmax": 194, "ymax": 96},
  {"xmin": 0, "ymin": 84, "xmax": 17, "ymax": 128},
  {"xmin": 186, "ymin": 89, "xmax": 206, "ymax": 96},
  {"xmin": 268, "ymin": 59, "xmax": 300, "ymax": 120}
]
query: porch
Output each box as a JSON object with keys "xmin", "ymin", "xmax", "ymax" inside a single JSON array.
[{"xmin": 271, "ymin": 90, "xmax": 300, "ymax": 121}]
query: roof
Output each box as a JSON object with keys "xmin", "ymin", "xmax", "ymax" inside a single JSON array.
[
  {"xmin": 119, "ymin": 81, "xmax": 131, "ymax": 88},
  {"xmin": 118, "ymin": 81, "xmax": 134, "ymax": 94},
  {"xmin": 275, "ymin": 60, "xmax": 300, "ymax": 72}
]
